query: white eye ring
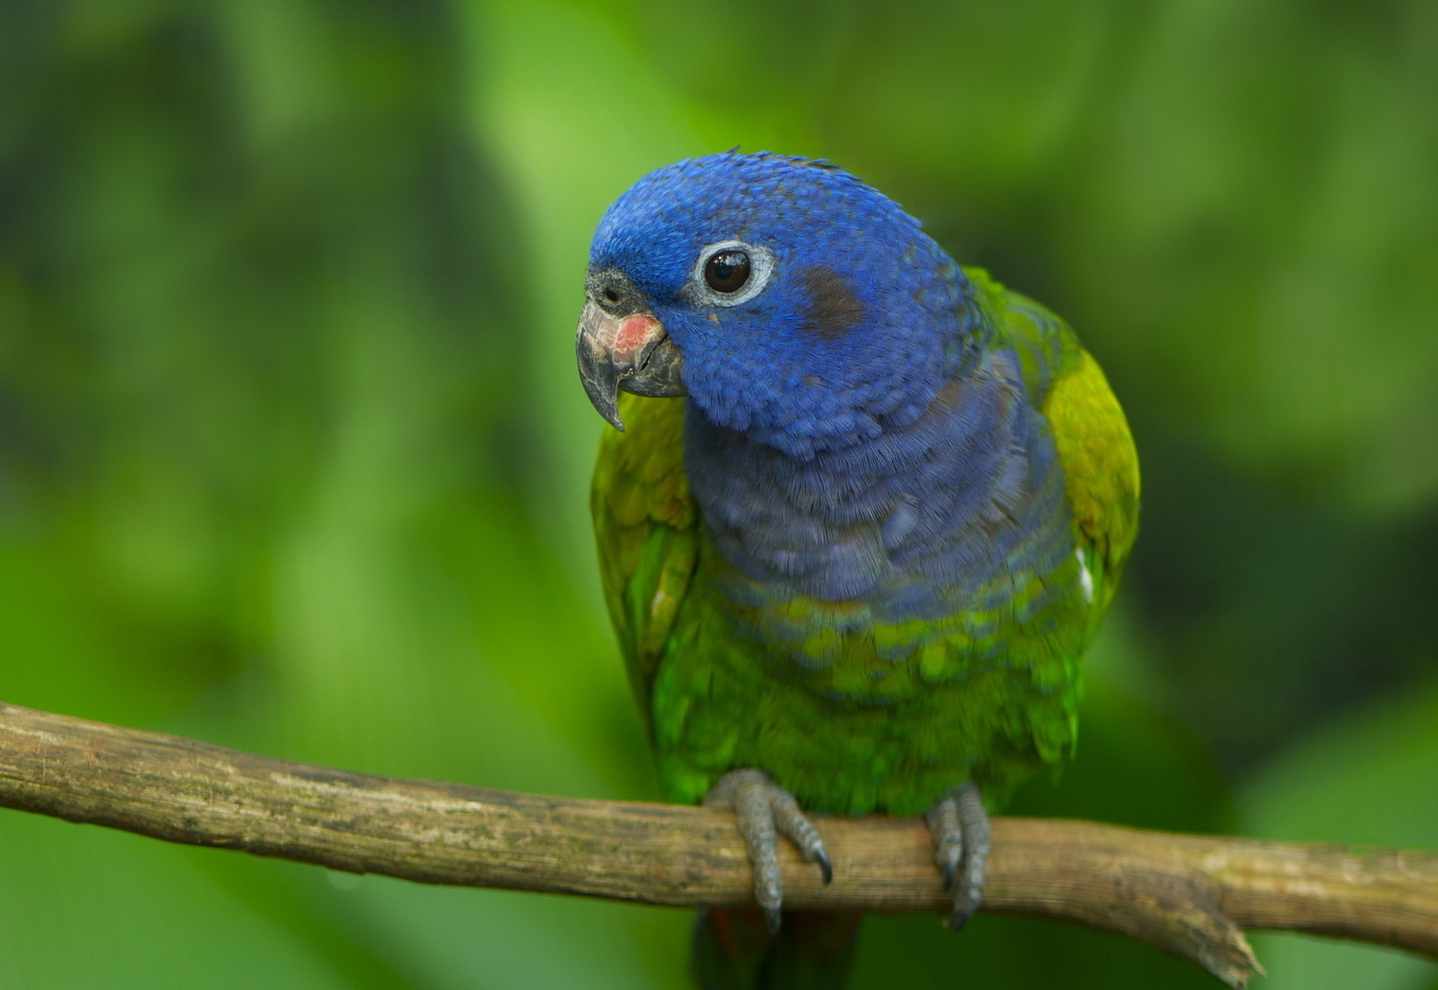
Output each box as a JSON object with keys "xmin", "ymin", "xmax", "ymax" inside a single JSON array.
[{"xmin": 687, "ymin": 240, "xmax": 776, "ymax": 308}]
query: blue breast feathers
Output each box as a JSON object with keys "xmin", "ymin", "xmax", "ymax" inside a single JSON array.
[{"xmin": 684, "ymin": 344, "xmax": 1075, "ymax": 637}]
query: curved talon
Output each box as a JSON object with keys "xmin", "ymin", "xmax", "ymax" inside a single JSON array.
[
  {"xmin": 925, "ymin": 783, "xmax": 990, "ymax": 931},
  {"xmin": 704, "ymin": 769, "xmax": 833, "ymax": 931},
  {"xmin": 815, "ymin": 849, "xmax": 834, "ymax": 886}
]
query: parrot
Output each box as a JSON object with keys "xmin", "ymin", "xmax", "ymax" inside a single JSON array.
[{"xmin": 576, "ymin": 151, "xmax": 1139, "ymax": 988}]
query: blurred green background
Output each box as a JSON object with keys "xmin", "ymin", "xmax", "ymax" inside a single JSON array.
[{"xmin": 2, "ymin": 2, "xmax": 1435, "ymax": 988}]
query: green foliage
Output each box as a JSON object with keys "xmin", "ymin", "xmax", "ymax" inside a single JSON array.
[
  {"xmin": 1, "ymin": 1, "xmax": 1433, "ymax": 987},
  {"xmin": 1239, "ymin": 679, "xmax": 1438, "ymax": 990}
]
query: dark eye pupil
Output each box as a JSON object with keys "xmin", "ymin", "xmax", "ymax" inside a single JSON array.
[{"xmin": 704, "ymin": 250, "xmax": 751, "ymax": 293}]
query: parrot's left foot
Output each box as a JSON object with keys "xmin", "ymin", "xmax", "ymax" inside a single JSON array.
[
  {"xmin": 704, "ymin": 768, "xmax": 833, "ymax": 933},
  {"xmin": 925, "ymin": 783, "xmax": 990, "ymax": 931}
]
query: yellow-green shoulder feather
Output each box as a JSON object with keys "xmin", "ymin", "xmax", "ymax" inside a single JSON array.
[{"xmin": 590, "ymin": 393, "xmax": 698, "ymax": 731}]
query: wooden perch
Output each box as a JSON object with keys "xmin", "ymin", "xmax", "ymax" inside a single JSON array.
[{"xmin": 1, "ymin": 700, "xmax": 1435, "ymax": 987}]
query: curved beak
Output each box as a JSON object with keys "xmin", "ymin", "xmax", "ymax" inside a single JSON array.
[{"xmin": 575, "ymin": 299, "xmax": 685, "ymax": 430}]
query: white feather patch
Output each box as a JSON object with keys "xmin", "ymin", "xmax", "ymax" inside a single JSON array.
[{"xmin": 1076, "ymin": 548, "xmax": 1095, "ymax": 604}]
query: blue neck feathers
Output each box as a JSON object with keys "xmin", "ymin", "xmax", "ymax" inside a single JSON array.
[{"xmin": 683, "ymin": 344, "xmax": 1073, "ymax": 624}]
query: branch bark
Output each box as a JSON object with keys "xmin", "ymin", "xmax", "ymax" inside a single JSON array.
[{"xmin": 2, "ymin": 700, "xmax": 1434, "ymax": 987}]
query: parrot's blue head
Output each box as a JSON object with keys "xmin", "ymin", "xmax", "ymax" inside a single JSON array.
[{"xmin": 576, "ymin": 152, "xmax": 978, "ymax": 458}]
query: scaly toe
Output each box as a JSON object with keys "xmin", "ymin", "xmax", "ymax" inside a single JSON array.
[
  {"xmin": 926, "ymin": 797, "xmax": 963, "ymax": 892},
  {"xmin": 705, "ymin": 769, "xmax": 833, "ymax": 930},
  {"xmin": 767, "ymin": 783, "xmax": 833, "ymax": 885},
  {"xmin": 925, "ymin": 783, "xmax": 990, "ymax": 931}
]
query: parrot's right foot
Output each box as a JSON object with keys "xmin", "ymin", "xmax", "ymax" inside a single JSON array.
[{"xmin": 703, "ymin": 768, "xmax": 833, "ymax": 933}]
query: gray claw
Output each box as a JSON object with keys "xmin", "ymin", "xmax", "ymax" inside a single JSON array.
[
  {"xmin": 763, "ymin": 906, "xmax": 782, "ymax": 935},
  {"xmin": 925, "ymin": 783, "xmax": 990, "ymax": 930},
  {"xmin": 705, "ymin": 769, "xmax": 833, "ymax": 931},
  {"xmin": 815, "ymin": 849, "xmax": 833, "ymax": 886}
]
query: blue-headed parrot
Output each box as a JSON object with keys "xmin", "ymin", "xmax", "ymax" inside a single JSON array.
[{"xmin": 577, "ymin": 152, "xmax": 1139, "ymax": 988}]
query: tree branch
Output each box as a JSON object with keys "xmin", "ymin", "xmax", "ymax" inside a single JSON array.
[{"xmin": 2, "ymin": 701, "xmax": 1434, "ymax": 986}]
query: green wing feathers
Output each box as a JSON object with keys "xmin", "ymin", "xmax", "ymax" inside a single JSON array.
[
  {"xmin": 1043, "ymin": 349, "xmax": 1141, "ymax": 612},
  {"xmin": 975, "ymin": 267, "xmax": 1141, "ymax": 613},
  {"xmin": 590, "ymin": 393, "xmax": 698, "ymax": 731}
]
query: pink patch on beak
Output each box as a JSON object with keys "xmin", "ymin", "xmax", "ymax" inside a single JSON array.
[{"xmin": 614, "ymin": 314, "xmax": 659, "ymax": 354}]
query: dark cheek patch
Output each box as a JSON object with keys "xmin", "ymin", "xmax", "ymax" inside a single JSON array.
[{"xmin": 800, "ymin": 266, "xmax": 865, "ymax": 339}]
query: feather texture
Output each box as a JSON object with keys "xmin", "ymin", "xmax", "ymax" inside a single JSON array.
[
  {"xmin": 585, "ymin": 155, "xmax": 1138, "ymax": 986},
  {"xmin": 591, "ymin": 272, "xmax": 1137, "ymax": 815}
]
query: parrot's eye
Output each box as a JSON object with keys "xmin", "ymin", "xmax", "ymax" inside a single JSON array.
[
  {"xmin": 704, "ymin": 250, "xmax": 751, "ymax": 293},
  {"xmin": 689, "ymin": 240, "xmax": 775, "ymax": 308}
]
